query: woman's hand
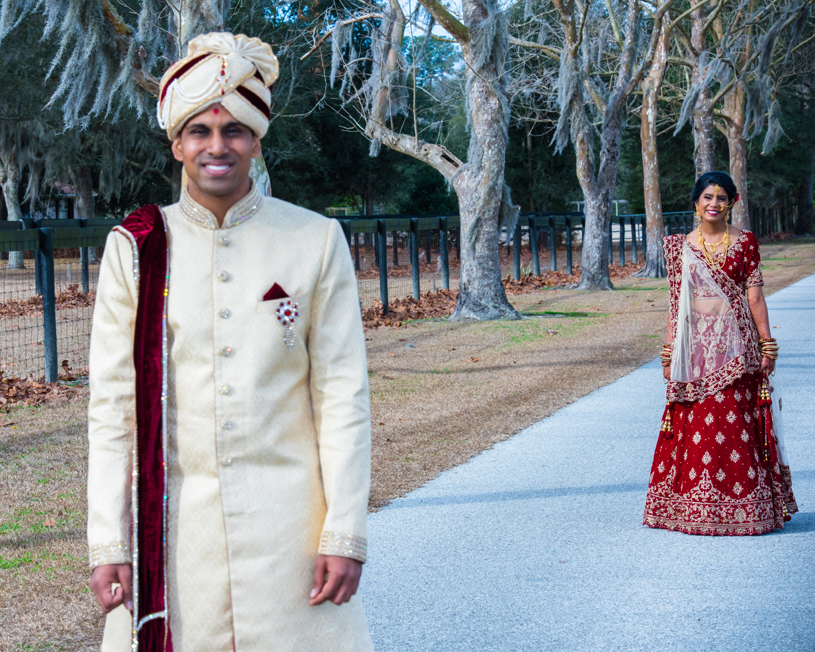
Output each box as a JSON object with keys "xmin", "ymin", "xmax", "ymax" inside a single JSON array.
[
  {"xmin": 761, "ymin": 356, "xmax": 775, "ymax": 376},
  {"xmin": 663, "ymin": 365, "xmax": 670, "ymax": 381}
]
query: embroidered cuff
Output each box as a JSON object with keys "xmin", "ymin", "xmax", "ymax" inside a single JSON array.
[
  {"xmin": 89, "ymin": 541, "xmax": 131, "ymax": 569},
  {"xmin": 318, "ymin": 530, "xmax": 367, "ymax": 563}
]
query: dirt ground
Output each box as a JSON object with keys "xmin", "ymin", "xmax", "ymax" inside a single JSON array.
[{"xmin": 1, "ymin": 237, "xmax": 813, "ymax": 650}]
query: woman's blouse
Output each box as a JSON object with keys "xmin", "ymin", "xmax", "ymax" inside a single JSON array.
[{"xmin": 664, "ymin": 230, "xmax": 764, "ymax": 403}]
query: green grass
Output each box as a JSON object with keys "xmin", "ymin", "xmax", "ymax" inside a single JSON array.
[
  {"xmin": 0, "ymin": 552, "xmax": 33, "ymax": 569},
  {"xmin": 491, "ymin": 315, "xmax": 594, "ymax": 347}
]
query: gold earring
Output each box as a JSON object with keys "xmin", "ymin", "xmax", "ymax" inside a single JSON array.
[{"xmin": 695, "ymin": 205, "xmax": 702, "ymax": 225}]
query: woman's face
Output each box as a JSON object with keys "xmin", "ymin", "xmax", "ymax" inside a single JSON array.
[{"xmin": 695, "ymin": 184, "xmax": 731, "ymax": 225}]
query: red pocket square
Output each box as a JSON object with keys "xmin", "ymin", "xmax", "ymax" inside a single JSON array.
[{"xmin": 263, "ymin": 283, "xmax": 289, "ymax": 302}]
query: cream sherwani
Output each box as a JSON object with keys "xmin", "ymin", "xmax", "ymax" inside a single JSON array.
[{"xmin": 87, "ymin": 182, "xmax": 373, "ymax": 651}]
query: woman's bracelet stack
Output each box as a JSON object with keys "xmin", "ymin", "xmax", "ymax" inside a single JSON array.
[
  {"xmin": 759, "ymin": 337, "xmax": 779, "ymax": 360},
  {"xmin": 661, "ymin": 344, "xmax": 672, "ymax": 367}
]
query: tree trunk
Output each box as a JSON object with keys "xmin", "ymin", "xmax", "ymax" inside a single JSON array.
[
  {"xmin": 177, "ymin": 0, "xmax": 227, "ymax": 51},
  {"xmin": 71, "ymin": 165, "xmax": 99, "ymax": 263},
  {"xmin": 795, "ymin": 138, "xmax": 815, "ymax": 235},
  {"xmin": 0, "ymin": 145, "xmax": 25, "ymax": 269},
  {"xmin": 450, "ymin": 0, "xmax": 519, "ymax": 320},
  {"xmin": 525, "ymin": 125, "xmax": 536, "ymax": 213},
  {"xmin": 690, "ymin": 8, "xmax": 715, "ymax": 177},
  {"xmin": 635, "ymin": 12, "xmax": 669, "ymax": 278},
  {"xmin": 366, "ymin": 0, "xmax": 518, "ymax": 320},
  {"xmin": 724, "ymin": 83, "xmax": 750, "ymax": 229}
]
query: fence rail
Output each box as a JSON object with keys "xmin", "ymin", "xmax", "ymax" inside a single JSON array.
[{"xmin": 0, "ymin": 210, "xmax": 702, "ymax": 381}]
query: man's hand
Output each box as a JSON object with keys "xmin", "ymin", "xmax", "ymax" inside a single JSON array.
[
  {"xmin": 309, "ymin": 554, "xmax": 362, "ymax": 606},
  {"xmin": 91, "ymin": 563, "xmax": 133, "ymax": 613}
]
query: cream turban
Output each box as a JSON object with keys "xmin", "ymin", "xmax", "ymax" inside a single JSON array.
[{"xmin": 157, "ymin": 32, "xmax": 279, "ymax": 140}]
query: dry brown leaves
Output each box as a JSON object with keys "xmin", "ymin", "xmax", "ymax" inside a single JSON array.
[
  {"xmin": 0, "ymin": 284, "xmax": 96, "ymax": 319},
  {"xmin": 761, "ymin": 232, "xmax": 797, "ymax": 242},
  {"xmin": 362, "ymin": 261, "xmax": 645, "ymax": 328},
  {"xmin": 362, "ymin": 289, "xmax": 458, "ymax": 328},
  {"xmin": 0, "ymin": 371, "xmax": 86, "ymax": 411}
]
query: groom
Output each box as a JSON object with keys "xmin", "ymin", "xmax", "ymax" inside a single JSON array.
[{"xmin": 87, "ymin": 32, "xmax": 373, "ymax": 651}]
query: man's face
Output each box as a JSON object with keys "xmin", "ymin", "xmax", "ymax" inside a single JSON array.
[{"xmin": 171, "ymin": 104, "xmax": 261, "ymax": 198}]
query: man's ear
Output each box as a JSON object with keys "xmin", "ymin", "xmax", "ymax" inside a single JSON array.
[
  {"xmin": 251, "ymin": 134, "xmax": 262, "ymax": 160},
  {"xmin": 171, "ymin": 136, "xmax": 184, "ymax": 163}
]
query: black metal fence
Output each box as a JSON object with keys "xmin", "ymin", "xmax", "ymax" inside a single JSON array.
[
  {"xmin": 1, "ymin": 210, "xmax": 700, "ymax": 379},
  {"xmin": 0, "ymin": 219, "xmax": 111, "ymax": 381},
  {"xmin": 340, "ymin": 211, "xmax": 696, "ymax": 313}
]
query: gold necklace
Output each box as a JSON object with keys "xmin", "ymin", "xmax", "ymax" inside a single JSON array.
[{"xmin": 697, "ymin": 226, "xmax": 730, "ymax": 268}]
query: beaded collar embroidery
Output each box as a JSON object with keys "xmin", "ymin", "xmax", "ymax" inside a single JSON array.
[{"xmin": 179, "ymin": 180, "xmax": 263, "ymax": 230}]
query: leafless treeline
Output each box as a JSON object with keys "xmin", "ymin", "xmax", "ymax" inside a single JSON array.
[{"xmin": 2, "ymin": 0, "xmax": 814, "ymax": 315}]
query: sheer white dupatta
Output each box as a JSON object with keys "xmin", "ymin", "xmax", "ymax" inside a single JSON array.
[{"xmin": 671, "ymin": 242, "xmax": 745, "ymax": 383}]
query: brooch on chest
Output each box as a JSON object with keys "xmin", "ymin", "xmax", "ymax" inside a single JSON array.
[{"xmin": 276, "ymin": 300, "xmax": 300, "ymax": 350}]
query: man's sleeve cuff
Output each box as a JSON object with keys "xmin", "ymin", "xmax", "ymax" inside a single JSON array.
[
  {"xmin": 318, "ymin": 530, "xmax": 367, "ymax": 563},
  {"xmin": 89, "ymin": 541, "xmax": 131, "ymax": 569}
]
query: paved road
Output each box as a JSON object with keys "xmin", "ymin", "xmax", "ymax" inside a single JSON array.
[{"xmin": 361, "ymin": 274, "xmax": 815, "ymax": 652}]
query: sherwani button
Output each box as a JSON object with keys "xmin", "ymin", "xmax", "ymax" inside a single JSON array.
[
  {"xmin": 222, "ymin": 457, "xmax": 233, "ymax": 466},
  {"xmin": 219, "ymin": 385, "xmax": 230, "ymax": 395},
  {"xmin": 218, "ymin": 271, "xmax": 230, "ymax": 282},
  {"xmin": 220, "ymin": 309, "xmax": 230, "ymax": 319},
  {"xmin": 221, "ymin": 420, "xmax": 233, "ymax": 430},
  {"xmin": 221, "ymin": 346, "xmax": 232, "ymax": 357},
  {"xmin": 218, "ymin": 236, "xmax": 230, "ymax": 246}
]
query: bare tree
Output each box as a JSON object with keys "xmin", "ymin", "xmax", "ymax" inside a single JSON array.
[
  {"xmin": 310, "ymin": 0, "xmax": 521, "ymax": 319},
  {"xmin": 671, "ymin": 0, "xmax": 812, "ymax": 228},
  {"xmin": 635, "ymin": 0, "xmax": 672, "ymax": 278},
  {"xmin": 516, "ymin": 0, "xmax": 674, "ymax": 290}
]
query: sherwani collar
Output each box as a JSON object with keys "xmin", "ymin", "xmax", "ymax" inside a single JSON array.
[{"xmin": 179, "ymin": 179, "xmax": 263, "ymax": 230}]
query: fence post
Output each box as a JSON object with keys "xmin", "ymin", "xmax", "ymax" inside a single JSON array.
[
  {"xmin": 630, "ymin": 216, "xmax": 638, "ymax": 264},
  {"xmin": 513, "ymin": 222, "xmax": 521, "ymax": 280},
  {"xmin": 439, "ymin": 217, "xmax": 449, "ymax": 290},
  {"xmin": 377, "ymin": 220, "xmax": 388, "ymax": 314},
  {"xmin": 340, "ymin": 220, "xmax": 351, "ymax": 247},
  {"xmin": 618, "ymin": 216, "xmax": 625, "ymax": 266},
  {"xmin": 549, "ymin": 217, "xmax": 557, "ymax": 271},
  {"xmin": 392, "ymin": 231, "xmax": 399, "ymax": 266},
  {"xmin": 353, "ymin": 232, "xmax": 360, "ymax": 272},
  {"xmin": 39, "ymin": 227, "xmax": 59, "ymax": 382},
  {"xmin": 80, "ymin": 247, "xmax": 90, "ymax": 294},
  {"xmin": 566, "ymin": 219, "xmax": 573, "ymax": 275},
  {"xmin": 424, "ymin": 229, "xmax": 432, "ymax": 264},
  {"xmin": 455, "ymin": 226, "xmax": 461, "ymax": 260},
  {"xmin": 530, "ymin": 217, "xmax": 540, "ymax": 276},
  {"xmin": 410, "ymin": 217, "xmax": 420, "ymax": 300},
  {"xmin": 34, "ymin": 249, "xmax": 43, "ymax": 295}
]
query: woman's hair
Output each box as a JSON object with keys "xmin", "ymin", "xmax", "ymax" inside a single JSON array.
[{"xmin": 691, "ymin": 171, "xmax": 738, "ymax": 204}]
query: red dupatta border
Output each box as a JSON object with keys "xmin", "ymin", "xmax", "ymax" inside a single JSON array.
[{"xmin": 119, "ymin": 205, "xmax": 173, "ymax": 652}]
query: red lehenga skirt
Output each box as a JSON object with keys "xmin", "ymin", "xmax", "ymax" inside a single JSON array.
[{"xmin": 644, "ymin": 371, "xmax": 798, "ymax": 535}]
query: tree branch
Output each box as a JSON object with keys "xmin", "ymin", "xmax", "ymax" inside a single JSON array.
[
  {"xmin": 670, "ymin": 0, "xmax": 712, "ymax": 31},
  {"xmin": 509, "ymin": 37, "xmax": 561, "ymax": 61},
  {"xmin": 300, "ymin": 14, "xmax": 386, "ymax": 61},
  {"xmin": 416, "ymin": 0, "xmax": 471, "ymax": 44},
  {"xmin": 367, "ymin": 121, "xmax": 462, "ymax": 181},
  {"xmin": 603, "ymin": 0, "xmax": 625, "ymax": 50},
  {"xmin": 100, "ymin": 0, "xmax": 160, "ymax": 97}
]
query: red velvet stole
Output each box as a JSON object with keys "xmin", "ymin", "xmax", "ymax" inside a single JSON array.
[{"xmin": 120, "ymin": 205, "xmax": 173, "ymax": 651}]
